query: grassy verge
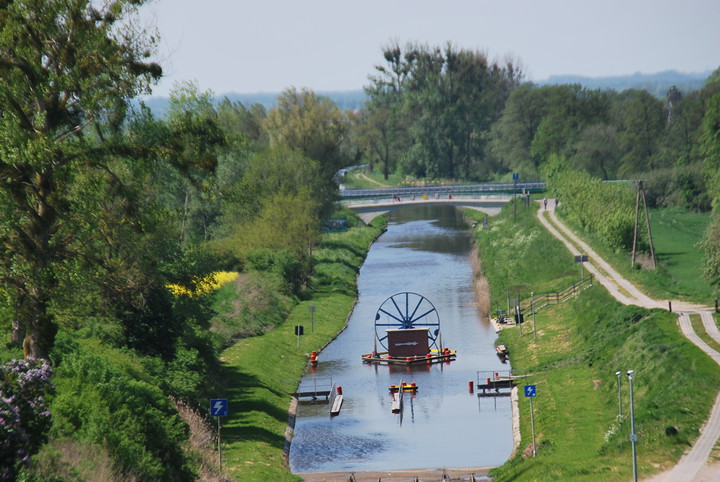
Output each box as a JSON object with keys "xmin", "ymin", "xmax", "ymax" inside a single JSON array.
[
  {"xmin": 217, "ymin": 217, "xmax": 386, "ymax": 481},
  {"xmin": 555, "ymin": 207, "xmax": 716, "ymax": 304},
  {"xmin": 474, "ymin": 201, "xmax": 720, "ymax": 481},
  {"xmin": 465, "ymin": 200, "xmax": 579, "ymax": 309},
  {"xmin": 690, "ymin": 314, "xmax": 720, "ymax": 353}
]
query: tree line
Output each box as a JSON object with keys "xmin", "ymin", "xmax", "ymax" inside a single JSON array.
[{"xmin": 2, "ymin": 0, "xmax": 720, "ymax": 478}]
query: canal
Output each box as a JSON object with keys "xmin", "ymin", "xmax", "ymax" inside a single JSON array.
[{"xmin": 289, "ymin": 205, "xmax": 513, "ymax": 474}]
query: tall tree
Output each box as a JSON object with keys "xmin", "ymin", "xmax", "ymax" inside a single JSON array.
[
  {"xmin": 611, "ymin": 89, "xmax": 665, "ymax": 176},
  {"xmin": 365, "ymin": 42, "xmax": 523, "ymax": 180},
  {"xmin": 0, "ymin": 0, "xmax": 161, "ymax": 358},
  {"xmin": 264, "ymin": 87, "xmax": 349, "ymax": 182}
]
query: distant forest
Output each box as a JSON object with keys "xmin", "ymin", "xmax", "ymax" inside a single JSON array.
[{"xmin": 142, "ymin": 69, "xmax": 712, "ymax": 115}]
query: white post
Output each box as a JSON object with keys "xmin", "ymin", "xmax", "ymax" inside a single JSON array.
[
  {"xmin": 217, "ymin": 416, "xmax": 222, "ymax": 473},
  {"xmin": 530, "ymin": 397, "xmax": 536, "ymax": 457},
  {"xmin": 627, "ymin": 370, "xmax": 638, "ymax": 482}
]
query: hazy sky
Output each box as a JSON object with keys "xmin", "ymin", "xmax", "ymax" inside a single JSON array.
[{"xmin": 141, "ymin": 0, "xmax": 720, "ymax": 97}]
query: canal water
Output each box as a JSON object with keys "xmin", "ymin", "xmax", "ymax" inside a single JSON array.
[{"xmin": 290, "ymin": 205, "xmax": 513, "ymax": 474}]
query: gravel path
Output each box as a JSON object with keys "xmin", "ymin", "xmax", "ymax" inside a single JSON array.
[{"xmin": 538, "ymin": 201, "xmax": 720, "ymax": 481}]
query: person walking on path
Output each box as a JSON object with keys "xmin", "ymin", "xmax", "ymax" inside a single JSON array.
[{"xmin": 543, "ymin": 198, "xmax": 547, "ymax": 210}]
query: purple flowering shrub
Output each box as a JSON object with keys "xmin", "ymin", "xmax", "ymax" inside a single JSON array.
[{"xmin": 0, "ymin": 358, "xmax": 54, "ymax": 480}]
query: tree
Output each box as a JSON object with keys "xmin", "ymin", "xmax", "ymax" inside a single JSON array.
[
  {"xmin": 264, "ymin": 87, "xmax": 349, "ymax": 182},
  {"xmin": 487, "ymin": 84, "xmax": 547, "ymax": 176},
  {"xmin": 0, "ymin": 0, "xmax": 161, "ymax": 358},
  {"xmin": 570, "ymin": 124, "xmax": 620, "ymax": 179},
  {"xmin": 214, "ymin": 148, "xmax": 322, "ymax": 293},
  {"xmin": 365, "ymin": 42, "xmax": 523, "ymax": 180},
  {"xmin": 611, "ymin": 89, "xmax": 665, "ymax": 176}
]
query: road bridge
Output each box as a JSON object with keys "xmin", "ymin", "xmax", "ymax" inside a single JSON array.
[{"xmin": 343, "ymin": 194, "xmax": 514, "ymax": 224}]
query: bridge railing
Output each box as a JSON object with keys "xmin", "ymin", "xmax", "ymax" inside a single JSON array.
[
  {"xmin": 340, "ymin": 181, "xmax": 546, "ymax": 199},
  {"xmin": 339, "ymin": 192, "xmax": 513, "ymax": 207}
]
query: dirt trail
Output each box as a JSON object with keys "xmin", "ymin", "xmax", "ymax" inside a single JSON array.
[
  {"xmin": 356, "ymin": 171, "xmax": 392, "ymax": 188},
  {"xmin": 538, "ymin": 201, "xmax": 720, "ymax": 481}
]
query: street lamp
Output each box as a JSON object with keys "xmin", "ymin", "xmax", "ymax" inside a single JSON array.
[
  {"xmin": 615, "ymin": 370, "xmax": 622, "ymax": 417},
  {"xmin": 627, "ymin": 369, "xmax": 638, "ymax": 482}
]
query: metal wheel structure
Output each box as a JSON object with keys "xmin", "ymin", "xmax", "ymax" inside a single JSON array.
[{"xmin": 374, "ymin": 292, "xmax": 441, "ymax": 351}]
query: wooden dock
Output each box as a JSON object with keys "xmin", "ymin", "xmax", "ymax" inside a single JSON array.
[
  {"xmin": 476, "ymin": 371, "xmax": 530, "ymax": 395},
  {"xmin": 291, "ymin": 377, "xmax": 334, "ymax": 403}
]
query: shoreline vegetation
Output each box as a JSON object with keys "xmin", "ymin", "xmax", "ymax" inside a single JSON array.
[{"xmin": 217, "ymin": 215, "xmax": 386, "ymax": 481}]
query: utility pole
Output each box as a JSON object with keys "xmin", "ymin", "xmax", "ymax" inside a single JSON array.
[{"xmin": 631, "ymin": 181, "xmax": 656, "ymax": 269}]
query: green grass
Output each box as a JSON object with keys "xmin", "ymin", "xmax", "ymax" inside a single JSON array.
[
  {"xmin": 690, "ymin": 314, "xmax": 720, "ymax": 353},
  {"xmin": 474, "ymin": 203, "xmax": 720, "ymax": 481},
  {"xmin": 465, "ymin": 200, "xmax": 580, "ymax": 312},
  {"xmin": 342, "ymin": 169, "xmax": 473, "ymax": 189},
  {"xmin": 217, "ymin": 217, "xmax": 386, "ymax": 481},
  {"xmin": 555, "ymin": 207, "xmax": 716, "ymax": 304}
]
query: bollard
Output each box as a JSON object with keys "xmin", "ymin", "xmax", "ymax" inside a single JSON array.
[
  {"xmin": 468, "ymin": 381, "xmax": 474, "ymax": 394},
  {"xmin": 336, "ymin": 385, "xmax": 342, "ymax": 396}
]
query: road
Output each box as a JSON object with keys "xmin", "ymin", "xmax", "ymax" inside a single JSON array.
[{"xmin": 537, "ymin": 201, "xmax": 720, "ymax": 481}]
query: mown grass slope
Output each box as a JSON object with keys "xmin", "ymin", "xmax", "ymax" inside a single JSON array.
[{"xmin": 469, "ymin": 201, "xmax": 720, "ymax": 481}]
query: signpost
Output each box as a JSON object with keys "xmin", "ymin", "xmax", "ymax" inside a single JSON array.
[
  {"xmin": 210, "ymin": 399, "xmax": 228, "ymax": 472},
  {"xmin": 531, "ymin": 292, "xmax": 537, "ymax": 340},
  {"xmin": 513, "ymin": 172, "xmax": 519, "ymax": 221},
  {"xmin": 295, "ymin": 325, "xmax": 304, "ymax": 348},
  {"xmin": 575, "ymin": 254, "xmax": 588, "ymax": 280},
  {"xmin": 524, "ymin": 385, "xmax": 537, "ymax": 457}
]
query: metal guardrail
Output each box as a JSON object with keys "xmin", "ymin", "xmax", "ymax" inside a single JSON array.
[{"xmin": 340, "ymin": 181, "xmax": 546, "ymax": 199}]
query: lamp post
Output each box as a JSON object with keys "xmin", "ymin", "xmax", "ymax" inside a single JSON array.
[
  {"xmin": 627, "ymin": 369, "xmax": 638, "ymax": 482},
  {"xmin": 615, "ymin": 370, "xmax": 622, "ymax": 417}
]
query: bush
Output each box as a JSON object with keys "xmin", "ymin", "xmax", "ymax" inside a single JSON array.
[
  {"xmin": 49, "ymin": 335, "xmax": 195, "ymax": 481},
  {"xmin": 0, "ymin": 358, "xmax": 54, "ymax": 480}
]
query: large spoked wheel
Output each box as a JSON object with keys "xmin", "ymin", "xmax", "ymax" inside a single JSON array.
[{"xmin": 374, "ymin": 292, "xmax": 441, "ymax": 351}]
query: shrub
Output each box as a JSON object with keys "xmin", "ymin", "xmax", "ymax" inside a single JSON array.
[
  {"xmin": 49, "ymin": 335, "xmax": 195, "ymax": 481},
  {"xmin": 0, "ymin": 357, "xmax": 54, "ymax": 480}
]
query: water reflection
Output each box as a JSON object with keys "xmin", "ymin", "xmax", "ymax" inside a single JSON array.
[{"xmin": 290, "ymin": 205, "xmax": 513, "ymax": 474}]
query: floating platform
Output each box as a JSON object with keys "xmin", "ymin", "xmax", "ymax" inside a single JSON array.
[
  {"xmin": 362, "ymin": 349, "xmax": 457, "ymax": 365},
  {"xmin": 476, "ymin": 372, "xmax": 530, "ymax": 394},
  {"xmin": 391, "ymin": 390, "xmax": 403, "ymax": 413},
  {"xmin": 389, "ymin": 382, "xmax": 418, "ymax": 393},
  {"xmin": 330, "ymin": 395, "xmax": 343, "ymax": 416}
]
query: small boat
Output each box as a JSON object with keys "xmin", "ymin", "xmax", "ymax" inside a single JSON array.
[{"xmin": 496, "ymin": 344, "xmax": 509, "ymax": 356}]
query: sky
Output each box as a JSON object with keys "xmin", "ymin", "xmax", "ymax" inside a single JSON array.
[{"xmin": 140, "ymin": 0, "xmax": 720, "ymax": 98}]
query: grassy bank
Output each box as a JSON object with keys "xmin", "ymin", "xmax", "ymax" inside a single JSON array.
[
  {"xmin": 472, "ymin": 201, "xmax": 720, "ymax": 480},
  {"xmin": 555, "ymin": 207, "xmax": 716, "ymax": 304},
  {"xmin": 217, "ymin": 217, "xmax": 386, "ymax": 481}
]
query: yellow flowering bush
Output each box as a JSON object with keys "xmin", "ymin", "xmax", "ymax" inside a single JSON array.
[{"xmin": 167, "ymin": 271, "xmax": 239, "ymax": 297}]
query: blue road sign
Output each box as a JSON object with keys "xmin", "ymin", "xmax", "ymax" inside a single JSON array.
[
  {"xmin": 513, "ymin": 172, "xmax": 519, "ymax": 181},
  {"xmin": 524, "ymin": 385, "xmax": 537, "ymax": 398},
  {"xmin": 210, "ymin": 398, "xmax": 228, "ymax": 417}
]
